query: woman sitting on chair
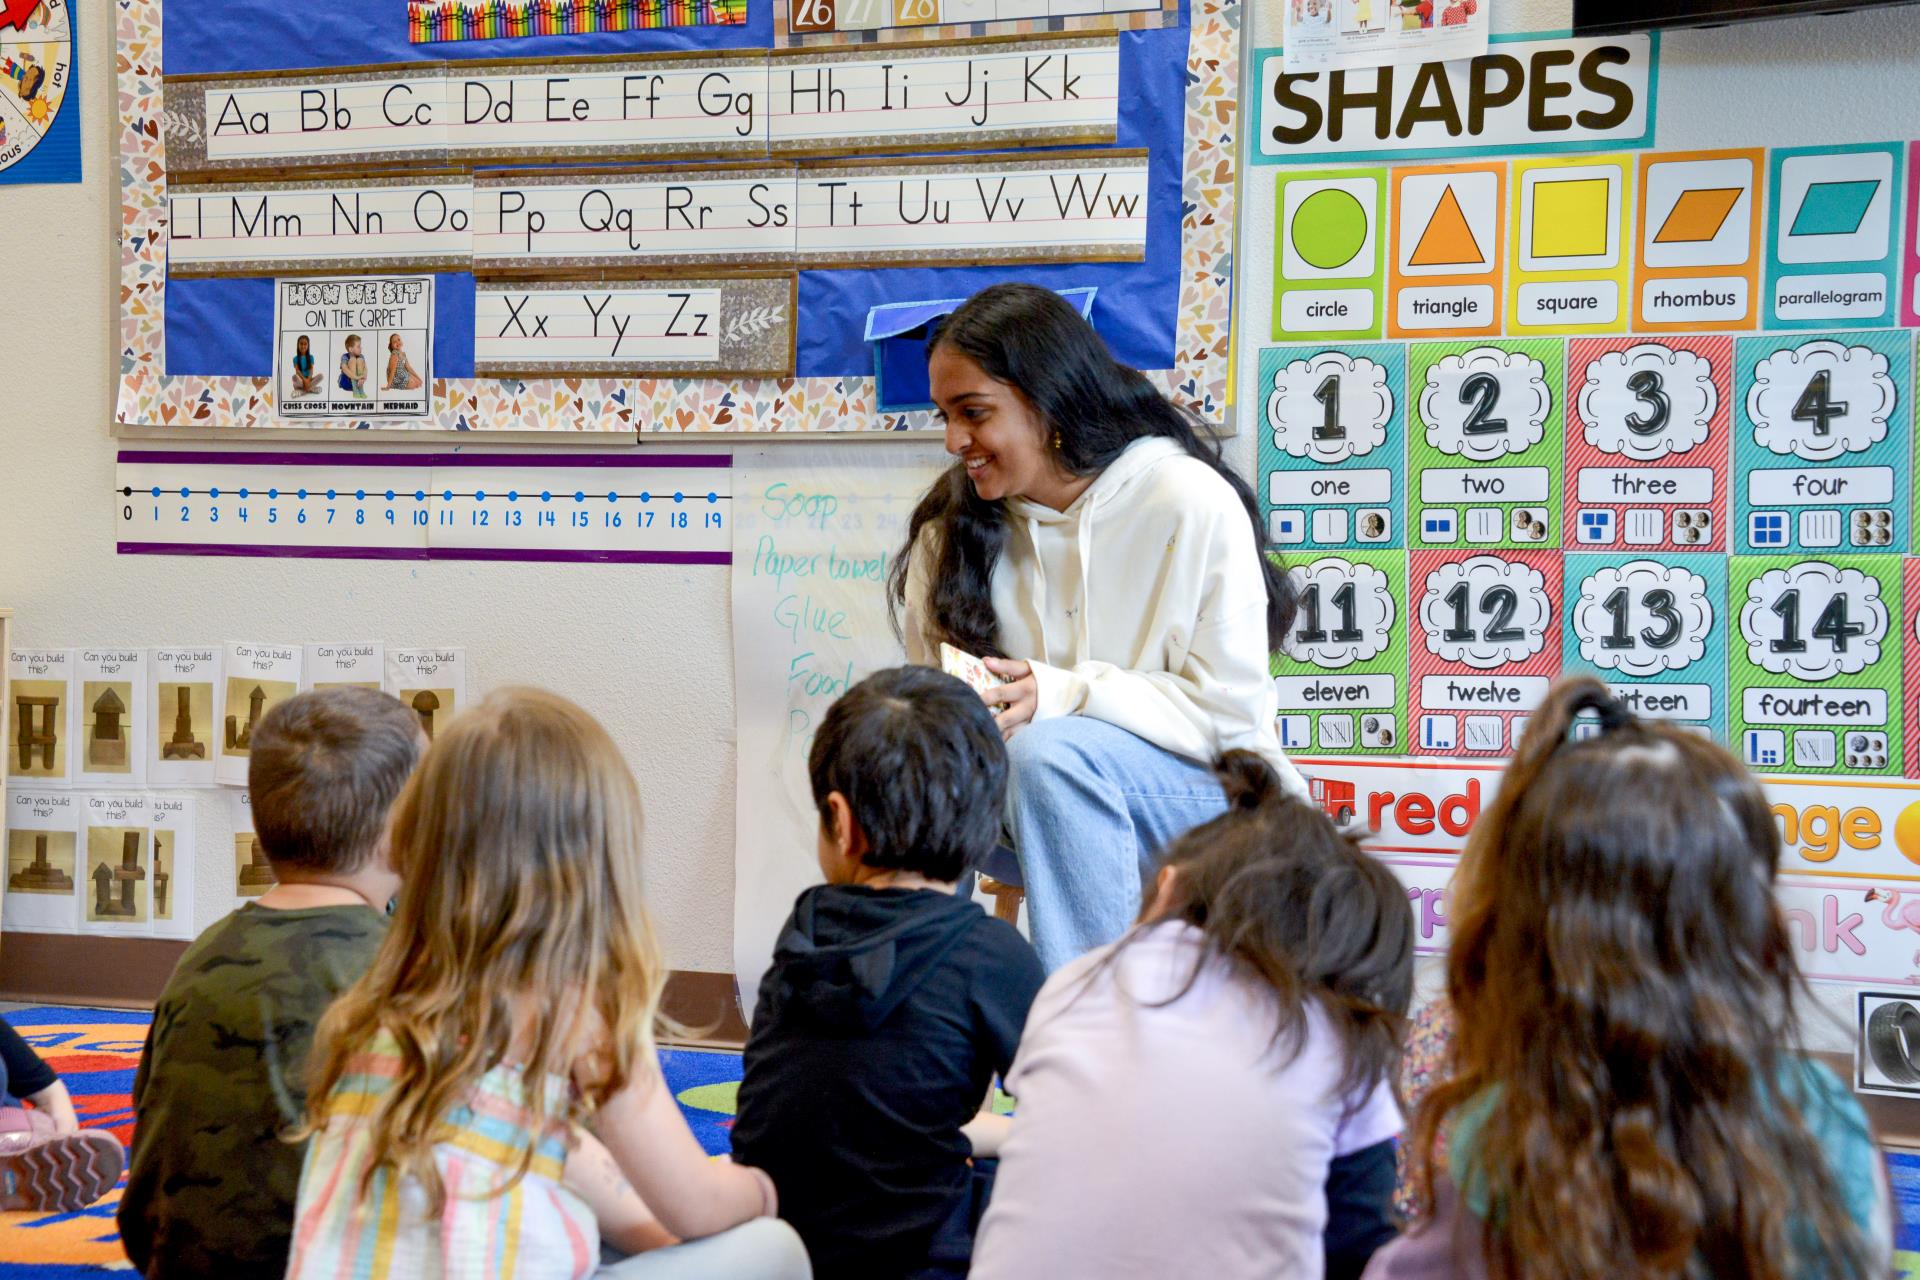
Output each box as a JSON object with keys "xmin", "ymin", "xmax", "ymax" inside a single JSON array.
[{"xmin": 889, "ymin": 283, "xmax": 1305, "ymax": 973}]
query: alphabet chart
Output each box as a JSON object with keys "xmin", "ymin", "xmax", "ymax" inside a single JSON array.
[{"xmin": 113, "ymin": 451, "xmax": 732, "ymax": 563}]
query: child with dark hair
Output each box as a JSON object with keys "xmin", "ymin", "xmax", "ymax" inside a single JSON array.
[
  {"xmin": 1373, "ymin": 676, "xmax": 1888, "ymax": 1280},
  {"xmin": 970, "ymin": 751, "xmax": 1413, "ymax": 1280},
  {"xmin": 119, "ymin": 686, "xmax": 426, "ymax": 1279},
  {"xmin": 730, "ymin": 665, "xmax": 1047, "ymax": 1279}
]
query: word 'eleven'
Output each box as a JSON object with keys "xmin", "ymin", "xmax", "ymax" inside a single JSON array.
[{"xmin": 1259, "ymin": 328, "xmax": 1920, "ymax": 779}]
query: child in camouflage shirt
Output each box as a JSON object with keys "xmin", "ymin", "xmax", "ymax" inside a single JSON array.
[{"xmin": 118, "ymin": 687, "xmax": 424, "ymax": 1279}]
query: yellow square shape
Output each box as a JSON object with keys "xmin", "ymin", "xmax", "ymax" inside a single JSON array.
[{"xmin": 1530, "ymin": 177, "xmax": 1612, "ymax": 259}]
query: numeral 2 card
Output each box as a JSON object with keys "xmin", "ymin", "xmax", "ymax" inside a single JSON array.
[{"xmin": 1408, "ymin": 340, "xmax": 1564, "ymax": 550}]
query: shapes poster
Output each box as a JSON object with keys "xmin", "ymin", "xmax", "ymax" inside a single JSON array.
[
  {"xmin": 1765, "ymin": 142, "xmax": 1904, "ymax": 330},
  {"xmin": 1732, "ymin": 330, "xmax": 1910, "ymax": 555},
  {"xmin": 149, "ymin": 647, "xmax": 220, "ymax": 788},
  {"xmin": 1508, "ymin": 155, "xmax": 1633, "ymax": 337},
  {"xmin": 215, "ymin": 643, "xmax": 302, "ymax": 787},
  {"xmin": 1634, "ymin": 148, "xmax": 1764, "ymax": 333},
  {"xmin": 1407, "ymin": 339, "xmax": 1564, "ymax": 550},
  {"xmin": 4, "ymin": 789, "xmax": 79, "ymax": 934},
  {"xmin": 0, "ymin": 0, "xmax": 77, "ymax": 186},
  {"xmin": 1273, "ymin": 168, "xmax": 1387, "ymax": 342},
  {"xmin": 1562, "ymin": 553, "xmax": 1729, "ymax": 741},
  {"xmin": 1259, "ymin": 344, "xmax": 1405, "ymax": 552},
  {"xmin": 1565, "ymin": 335, "xmax": 1731, "ymax": 555},
  {"xmin": 73, "ymin": 649, "xmax": 147, "ymax": 789},
  {"xmin": 385, "ymin": 647, "xmax": 467, "ymax": 741},
  {"xmin": 1407, "ymin": 549, "xmax": 1561, "ymax": 757},
  {"xmin": 8, "ymin": 647, "xmax": 71, "ymax": 785},
  {"xmin": 1728, "ymin": 555, "xmax": 1902, "ymax": 776},
  {"xmin": 1388, "ymin": 162, "xmax": 1505, "ymax": 339},
  {"xmin": 1271, "ymin": 551, "xmax": 1408, "ymax": 756}
]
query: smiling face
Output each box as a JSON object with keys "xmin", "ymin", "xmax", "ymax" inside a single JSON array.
[
  {"xmin": 389, "ymin": 334, "xmax": 403, "ymax": 351},
  {"xmin": 929, "ymin": 344, "xmax": 1060, "ymax": 505},
  {"xmin": 296, "ymin": 335, "xmax": 309, "ymax": 355}
]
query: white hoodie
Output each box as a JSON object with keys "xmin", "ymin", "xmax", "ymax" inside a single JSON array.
[{"xmin": 905, "ymin": 436, "xmax": 1306, "ymax": 795}]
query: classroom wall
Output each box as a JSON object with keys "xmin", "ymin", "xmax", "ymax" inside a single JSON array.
[
  {"xmin": 3, "ymin": 0, "xmax": 1918, "ymax": 987},
  {"xmin": 1229, "ymin": 0, "xmax": 1920, "ymax": 1044}
]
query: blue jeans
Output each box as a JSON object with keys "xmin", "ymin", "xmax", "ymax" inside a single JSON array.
[{"xmin": 1004, "ymin": 716, "xmax": 1229, "ymax": 972}]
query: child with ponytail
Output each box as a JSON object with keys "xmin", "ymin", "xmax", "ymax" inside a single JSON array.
[
  {"xmin": 969, "ymin": 750, "xmax": 1414, "ymax": 1280},
  {"xmin": 1372, "ymin": 676, "xmax": 1888, "ymax": 1280}
]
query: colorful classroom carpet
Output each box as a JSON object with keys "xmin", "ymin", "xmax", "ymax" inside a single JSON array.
[{"xmin": 0, "ymin": 1005, "xmax": 746, "ymax": 1277}]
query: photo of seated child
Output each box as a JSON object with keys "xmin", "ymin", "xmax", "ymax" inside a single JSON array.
[
  {"xmin": 385, "ymin": 333, "xmax": 423, "ymax": 392},
  {"xmin": 289, "ymin": 335, "xmax": 319, "ymax": 395},
  {"xmin": 337, "ymin": 334, "xmax": 368, "ymax": 398}
]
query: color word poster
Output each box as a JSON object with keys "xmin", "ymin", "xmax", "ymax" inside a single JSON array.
[
  {"xmin": 1508, "ymin": 154, "xmax": 1633, "ymax": 337},
  {"xmin": 1562, "ymin": 552, "xmax": 1729, "ymax": 740},
  {"xmin": 1408, "ymin": 549, "xmax": 1562, "ymax": 757},
  {"xmin": 1272, "ymin": 168, "xmax": 1386, "ymax": 341},
  {"xmin": 1259, "ymin": 344, "xmax": 1406, "ymax": 550},
  {"xmin": 1388, "ymin": 162, "xmax": 1505, "ymax": 340},
  {"xmin": 1634, "ymin": 148, "xmax": 1764, "ymax": 333},
  {"xmin": 1271, "ymin": 551, "xmax": 1409, "ymax": 756},
  {"xmin": 1565, "ymin": 335, "xmax": 1731, "ymax": 554},
  {"xmin": 1765, "ymin": 142, "xmax": 1904, "ymax": 330},
  {"xmin": 1732, "ymin": 330, "xmax": 1911, "ymax": 555},
  {"xmin": 1728, "ymin": 555, "xmax": 1903, "ymax": 776},
  {"xmin": 1408, "ymin": 339, "xmax": 1564, "ymax": 550}
]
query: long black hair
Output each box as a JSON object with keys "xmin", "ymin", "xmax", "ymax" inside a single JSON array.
[{"xmin": 884, "ymin": 283, "xmax": 1295, "ymax": 658}]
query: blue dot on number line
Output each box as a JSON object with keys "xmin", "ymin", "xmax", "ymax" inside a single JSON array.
[
  {"xmin": 210, "ymin": 488, "xmax": 220, "ymax": 498},
  {"xmin": 640, "ymin": 492, "xmax": 651, "ymax": 503},
  {"xmin": 574, "ymin": 491, "xmax": 585, "ymax": 502},
  {"xmin": 238, "ymin": 489, "xmax": 249, "ymax": 499},
  {"xmin": 414, "ymin": 490, "xmax": 425, "ymax": 501},
  {"xmin": 607, "ymin": 491, "xmax": 617, "ymax": 503},
  {"xmin": 707, "ymin": 492, "xmax": 718, "ymax": 503},
  {"xmin": 269, "ymin": 489, "xmax": 279, "ymax": 499},
  {"xmin": 150, "ymin": 487, "xmax": 160, "ymax": 497},
  {"xmin": 180, "ymin": 487, "xmax": 190, "ymax": 497},
  {"xmin": 326, "ymin": 490, "xmax": 336, "ymax": 500},
  {"xmin": 443, "ymin": 491, "xmax": 453, "ymax": 501},
  {"xmin": 355, "ymin": 490, "xmax": 366, "ymax": 501},
  {"xmin": 477, "ymin": 491, "xmax": 487, "ymax": 501},
  {"xmin": 385, "ymin": 490, "xmax": 395, "ymax": 501},
  {"xmin": 673, "ymin": 492, "xmax": 684, "ymax": 503},
  {"xmin": 508, "ymin": 491, "xmax": 519, "ymax": 502},
  {"xmin": 298, "ymin": 489, "xmax": 308, "ymax": 499},
  {"xmin": 541, "ymin": 492, "xmax": 552, "ymax": 502}
]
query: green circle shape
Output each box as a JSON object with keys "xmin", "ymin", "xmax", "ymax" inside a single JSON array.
[{"xmin": 1293, "ymin": 188, "xmax": 1369, "ymax": 271}]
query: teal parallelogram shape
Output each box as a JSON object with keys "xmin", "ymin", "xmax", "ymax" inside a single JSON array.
[{"xmin": 1789, "ymin": 179, "xmax": 1881, "ymax": 236}]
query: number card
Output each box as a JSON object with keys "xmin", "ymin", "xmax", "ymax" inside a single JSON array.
[
  {"xmin": 1566, "ymin": 336, "xmax": 1730, "ymax": 554},
  {"xmin": 1765, "ymin": 142, "xmax": 1904, "ymax": 330},
  {"xmin": 1259, "ymin": 345, "xmax": 1405, "ymax": 551},
  {"xmin": 1905, "ymin": 556, "xmax": 1920, "ymax": 778},
  {"xmin": 1408, "ymin": 550, "xmax": 1562, "ymax": 758},
  {"xmin": 5, "ymin": 791, "xmax": 80, "ymax": 935},
  {"xmin": 1272, "ymin": 168, "xmax": 1387, "ymax": 341},
  {"xmin": 8, "ymin": 648, "xmax": 72, "ymax": 787},
  {"xmin": 1271, "ymin": 552, "xmax": 1409, "ymax": 756},
  {"xmin": 1563, "ymin": 554, "xmax": 1728, "ymax": 740},
  {"xmin": 1388, "ymin": 162, "xmax": 1505, "ymax": 339},
  {"xmin": 1633, "ymin": 148, "xmax": 1764, "ymax": 332},
  {"xmin": 79, "ymin": 793, "xmax": 152, "ymax": 938},
  {"xmin": 1508, "ymin": 155, "xmax": 1633, "ymax": 336},
  {"xmin": 1408, "ymin": 340, "xmax": 1564, "ymax": 550},
  {"xmin": 1733, "ymin": 331, "xmax": 1910, "ymax": 555},
  {"xmin": 1730, "ymin": 556, "xmax": 1902, "ymax": 776}
]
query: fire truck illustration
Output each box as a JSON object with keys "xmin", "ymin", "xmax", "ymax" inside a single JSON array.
[{"xmin": 1309, "ymin": 775, "xmax": 1357, "ymax": 826}]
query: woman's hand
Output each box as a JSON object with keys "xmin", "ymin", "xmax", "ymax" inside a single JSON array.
[{"xmin": 982, "ymin": 657, "xmax": 1037, "ymax": 739}]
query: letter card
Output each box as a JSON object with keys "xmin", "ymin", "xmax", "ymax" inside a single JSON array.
[
  {"xmin": 1732, "ymin": 330, "xmax": 1911, "ymax": 555},
  {"xmin": 1407, "ymin": 340, "xmax": 1564, "ymax": 551},
  {"xmin": 1564, "ymin": 336, "xmax": 1730, "ymax": 554},
  {"xmin": 1259, "ymin": 344, "xmax": 1405, "ymax": 551},
  {"xmin": 1728, "ymin": 555, "xmax": 1903, "ymax": 777},
  {"xmin": 1407, "ymin": 549, "xmax": 1562, "ymax": 758},
  {"xmin": 1270, "ymin": 551, "xmax": 1409, "ymax": 756},
  {"xmin": 1562, "ymin": 553, "xmax": 1728, "ymax": 741}
]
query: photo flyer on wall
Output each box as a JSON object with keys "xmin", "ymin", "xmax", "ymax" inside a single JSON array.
[
  {"xmin": 384, "ymin": 648, "xmax": 465, "ymax": 743},
  {"xmin": 146, "ymin": 794, "xmax": 196, "ymax": 940},
  {"xmin": 214, "ymin": 642, "xmax": 303, "ymax": 787},
  {"xmin": 1283, "ymin": 0, "xmax": 1488, "ymax": 73},
  {"xmin": 8, "ymin": 647, "xmax": 73, "ymax": 787},
  {"xmin": 77, "ymin": 792, "xmax": 153, "ymax": 938},
  {"xmin": 72, "ymin": 648, "xmax": 148, "ymax": 790},
  {"xmin": 149, "ymin": 647, "xmax": 220, "ymax": 788},
  {"xmin": 273, "ymin": 275, "xmax": 433, "ymax": 421},
  {"xmin": 231, "ymin": 789, "xmax": 272, "ymax": 910},
  {"xmin": 5, "ymin": 789, "xmax": 80, "ymax": 934}
]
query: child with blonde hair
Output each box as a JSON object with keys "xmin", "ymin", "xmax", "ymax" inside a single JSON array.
[{"xmin": 287, "ymin": 687, "xmax": 808, "ymax": 1280}]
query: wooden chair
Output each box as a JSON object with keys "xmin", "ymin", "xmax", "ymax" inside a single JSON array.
[{"xmin": 978, "ymin": 845, "xmax": 1025, "ymax": 925}]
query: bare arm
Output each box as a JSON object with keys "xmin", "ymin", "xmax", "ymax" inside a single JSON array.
[
  {"xmin": 960, "ymin": 1110, "xmax": 1012, "ymax": 1160},
  {"xmin": 564, "ymin": 1128, "xmax": 678, "ymax": 1255},
  {"xmin": 589, "ymin": 1067, "xmax": 776, "ymax": 1241}
]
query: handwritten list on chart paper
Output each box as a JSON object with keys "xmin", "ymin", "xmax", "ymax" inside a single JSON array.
[{"xmin": 730, "ymin": 445, "xmax": 947, "ymax": 1010}]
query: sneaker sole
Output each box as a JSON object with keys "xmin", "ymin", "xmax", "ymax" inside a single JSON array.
[{"xmin": 0, "ymin": 1132, "xmax": 124, "ymax": 1213}]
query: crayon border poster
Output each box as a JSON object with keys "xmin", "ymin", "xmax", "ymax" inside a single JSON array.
[
  {"xmin": 1728, "ymin": 553, "xmax": 1904, "ymax": 778},
  {"xmin": 1272, "ymin": 167, "xmax": 1388, "ymax": 343},
  {"xmin": 1407, "ymin": 338, "xmax": 1566, "ymax": 551},
  {"xmin": 1271, "ymin": 550, "xmax": 1410, "ymax": 757},
  {"xmin": 1406, "ymin": 547, "xmax": 1563, "ymax": 758},
  {"xmin": 1387, "ymin": 161, "xmax": 1505, "ymax": 340},
  {"xmin": 1258, "ymin": 343, "xmax": 1406, "ymax": 552},
  {"xmin": 1564, "ymin": 334, "xmax": 1732, "ymax": 555},
  {"xmin": 1561, "ymin": 551, "xmax": 1729, "ymax": 741},
  {"xmin": 1633, "ymin": 147, "xmax": 1764, "ymax": 333},
  {"xmin": 1764, "ymin": 141, "xmax": 1905, "ymax": 331}
]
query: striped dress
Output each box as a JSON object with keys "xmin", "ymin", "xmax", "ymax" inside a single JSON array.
[{"xmin": 286, "ymin": 1031, "xmax": 599, "ymax": 1280}]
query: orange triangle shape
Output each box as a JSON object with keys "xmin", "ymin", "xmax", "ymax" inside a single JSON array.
[{"xmin": 1409, "ymin": 184, "xmax": 1484, "ymax": 268}]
